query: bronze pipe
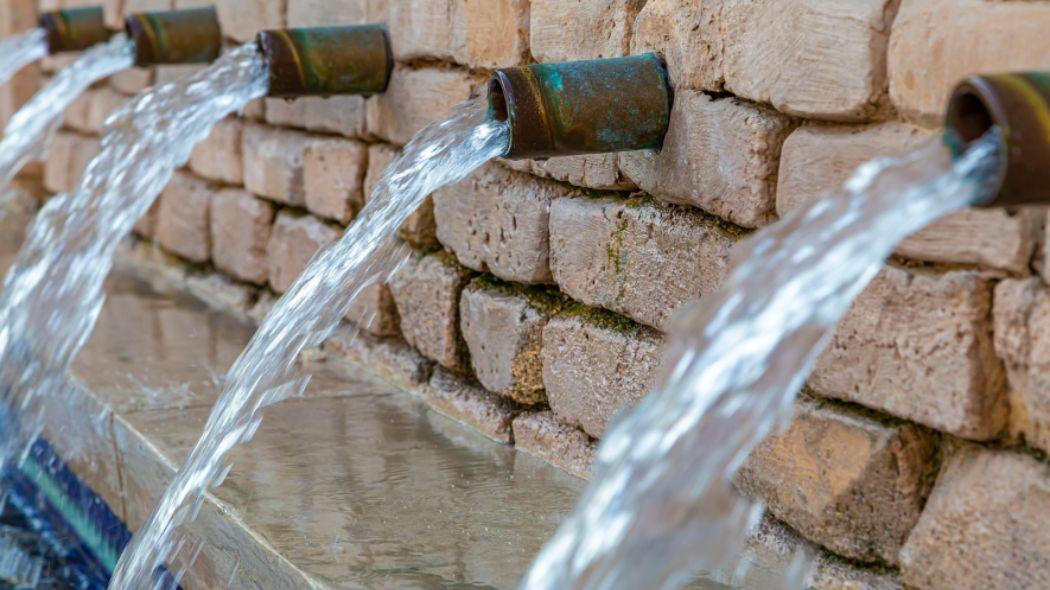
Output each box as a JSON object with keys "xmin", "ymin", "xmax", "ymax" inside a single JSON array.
[
  {"xmin": 257, "ymin": 25, "xmax": 392, "ymax": 98},
  {"xmin": 489, "ymin": 54, "xmax": 671, "ymax": 160},
  {"xmin": 945, "ymin": 72, "xmax": 1050, "ymax": 207},
  {"xmin": 39, "ymin": 7, "xmax": 112, "ymax": 54},
  {"xmin": 124, "ymin": 7, "xmax": 222, "ymax": 67}
]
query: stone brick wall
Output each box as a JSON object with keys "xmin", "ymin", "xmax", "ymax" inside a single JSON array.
[{"xmin": 10, "ymin": 1, "xmax": 1050, "ymax": 588}]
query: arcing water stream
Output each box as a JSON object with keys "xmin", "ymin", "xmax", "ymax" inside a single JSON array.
[
  {"xmin": 0, "ymin": 34, "xmax": 134, "ymax": 193},
  {"xmin": 108, "ymin": 99, "xmax": 509, "ymax": 588},
  {"xmin": 520, "ymin": 132, "xmax": 1004, "ymax": 590},
  {"xmin": 0, "ymin": 28, "xmax": 47, "ymax": 90}
]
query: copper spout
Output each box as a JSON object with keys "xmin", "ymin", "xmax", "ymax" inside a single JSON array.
[
  {"xmin": 945, "ymin": 72, "xmax": 1050, "ymax": 207},
  {"xmin": 124, "ymin": 7, "xmax": 222, "ymax": 66},
  {"xmin": 39, "ymin": 7, "xmax": 112, "ymax": 54},
  {"xmin": 257, "ymin": 25, "xmax": 392, "ymax": 98}
]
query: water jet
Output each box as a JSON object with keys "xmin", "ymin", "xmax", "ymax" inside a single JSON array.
[
  {"xmin": 124, "ymin": 7, "xmax": 222, "ymax": 66},
  {"xmin": 257, "ymin": 24, "xmax": 393, "ymax": 98},
  {"xmin": 38, "ymin": 7, "xmax": 112, "ymax": 54},
  {"xmin": 946, "ymin": 71, "xmax": 1050, "ymax": 207},
  {"xmin": 488, "ymin": 54, "xmax": 671, "ymax": 160}
]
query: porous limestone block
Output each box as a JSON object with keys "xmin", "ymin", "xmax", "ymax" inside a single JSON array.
[
  {"xmin": 777, "ymin": 122, "xmax": 1041, "ymax": 274},
  {"xmin": 450, "ymin": 0, "xmax": 530, "ymax": 69},
  {"xmin": 190, "ymin": 117, "xmax": 245, "ymax": 185},
  {"xmin": 216, "ymin": 0, "xmax": 285, "ymax": 42},
  {"xmin": 110, "ymin": 69, "xmax": 152, "ymax": 95},
  {"xmin": 210, "ymin": 188, "xmax": 274, "ymax": 285},
  {"xmin": 889, "ymin": 0, "xmax": 1050, "ymax": 125},
  {"xmin": 993, "ymin": 278, "xmax": 1050, "ymax": 456},
  {"xmin": 738, "ymin": 397, "xmax": 937, "ymax": 565},
  {"xmin": 811, "ymin": 266, "xmax": 1007, "ymax": 440},
  {"xmin": 324, "ymin": 324, "xmax": 433, "ymax": 391},
  {"xmin": 265, "ymin": 211, "xmax": 340, "ymax": 293},
  {"xmin": 264, "ymin": 96, "xmax": 368, "ymax": 138},
  {"xmin": 389, "ymin": 252, "xmax": 474, "ymax": 372},
  {"xmin": 287, "ymin": 0, "xmax": 369, "ymax": 28},
  {"xmin": 433, "ymin": 163, "xmax": 572, "ymax": 284},
  {"xmin": 421, "ymin": 367, "xmax": 519, "ymax": 444},
  {"xmin": 460, "ymin": 280, "xmax": 560, "ymax": 405},
  {"xmin": 620, "ymin": 91, "xmax": 792, "ymax": 229},
  {"xmin": 541, "ymin": 310, "xmax": 663, "ymax": 438},
  {"xmin": 44, "ymin": 132, "xmax": 99, "ymax": 194},
  {"xmin": 382, "ymin": 0, "xmax": 454, "ymax": 62},
  {"xmin": 512, "ymin": 411, "xmax": 596, "ymax": 480},
  {"xmin": 343, "ymin": 278, "xmax": 400, "ymax": 337},
  {"xmin": 900, "ymin": 444, "xmax": 1050, "ymax": 590},
  {"xmin": 155, "ymin": 171, "xmax": 215, "ymax": 263},
  {"xmin": 303, "ymin": 137, "xmax": 367, "ymax": 225},
  {"xmin": 528, "ymin": 154, "xmax": 636, "ymax": 191},
  {"xmin": 364, "ymin": 143, "xmax": 438, "ymax": 248},
  {"xmin": 530, "ymin": 0, "xmax": 644, "ymax": 62},
  {"xmin": 242, "ymin": 123, "xmax": 312, "ymax": 206},
  {"xmin": 549, "ymin": 196, "xmax": 737, "ymax": 331},
  {"xmin": 365, "ymin": 66, "xmax": 479, "ymax": 146}
]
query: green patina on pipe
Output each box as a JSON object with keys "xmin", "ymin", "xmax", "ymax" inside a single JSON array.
[
  {"xmin": 257, "ymin": 25, "xmax": 393, "ymax": 98},
  {"xmin": 39, "ymin": 7, "xmax": 112, "ymax": 54},
  {"xmin": 945, "ymin": 71, "xmax": 1050, "ymax": 207},
  {"xmin": 489, "ymin": 54, "xmax": 671, "ymax": 160},
  {"xmin": 124, "ymin": 7, "xmax": 222, "ymax": 67}
]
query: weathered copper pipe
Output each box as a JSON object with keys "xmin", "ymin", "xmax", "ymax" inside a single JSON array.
[
  {"xmin": 489, "ymin": 54, "xmax": 671, "ymax": 160},
  {"xmin": 124, "ymin": 7, "xmax": 222, "ymax": 67},
  {"xmin": 945, "ymin": 72, "xmax": 1050, "ymax": 207},
  {"xmin": 257, "ymin": 25, "xmax": 392, "ymax": 98},
  {"xmin": 39, "ymin": 7, "xmax": 112, "ymax": 54}
]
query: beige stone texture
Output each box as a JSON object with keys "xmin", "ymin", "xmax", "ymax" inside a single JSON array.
[
  {"xmin": 620, "ymin": 91, "xmax": 792, "ymax": 229},
  {"xmin": 365, "ymin": 66, "xmax": 479, "ymax": 146},
  {"xmin": 154, "ymin": 64, "xmax": 204, "ymax": 85},
  {"xmin": 343, "ymin": 278, "xmax": 400, "ymax": 337},
  {"xmin": 189, "ymin": 117, "xmax": 245, "ymax": 185},
  {"xmin": 512, "ymin": 411, "xmax": 596, "ymax": 480},
  {"xmin": 549, "ymin": 196, "xmax": 737, "ymax": 331},
  {"xmin": 216, "ymin": 0, "xmax": 285, "ymax": 42},
  {"xmin": 738, "ymin": 397, "xmax": 937, "ymax": 565},
  {"xmin": 324, "ymin": 324, "xmax": 433, "ymax": 391},
  {"xmin": 264, "ymin": 95, "xmax": 368, "ymax": 138},
  {"xmin": 389, "ymin": 252, "xmax": 474, "ymax": 372},
  {"xmin": 777, "ymin": 122, "xmax": 1041, "ymax": 274},
  {"xmin": 421, "ymin": 367, "xmax": 520, "ymax": 444},
  {"xmin": 450, "ymin": 0, "xmax": 530, "ymax": 69},
  {"xmin": 889, "ymin": 0, "xmax": 1050, "ymax": 124},
  {"xmin": 110, "ymin": 68, "xmax": 152, "ymax": 95},
  {"xmin": 541, "ymin": 311, "xmax": 663, "ymax": 438},
  {"xmin": 460, "ymin": 280, "xmax": 556, "ymax": 405},
  {"xmin": 525, "ymin": 154, "xmax": 637, "ymax": 191},
  {"xmin": 811, "ymin": 266, "xmax": 1007, "ymax": 440},
  {"xmin": 104, "ymin": 0, "xmax": 171, "ymax": 29},
  {"xmin": 155, "ymin": 171, "xmax": 215, "ymax": 263},
  {"xmin": 993, "ymin": 278, "xmax": 1050, "ymax": 455},
  {"xmin": 382, "ymin": 0, "xmax": 455, "ymax": 62},
  {"xmin": 287, "ymin": 0, "xmax": 369, "ymax": 28},
  {"xmin": 242, "ymin": 123, "xmax": 312, "ymax": 206},
  {"xmin": 433, "ymin": 163, "xmax": 572, "ymax": 284},
  {"xmin": 44, "ymin": 132, "xmax": 100, "ymax": 194},
  {"xmin": 266, "ymin": 211, "xmax": 340, "ymax": 293},
  {"xmin": 210, "ymin": 188, "xmax": 275, "ymax": 285},
  {"xmin": 364, "ymin": 143, "xmax": 439, "ymax": 248},
  {"xmin": 530, "ymin": 0, "xmax": 645, "ymax": 62},
  {"xmin": 303, "ymin": 137, "xmax": 367, "ymax": 224},
  {"xmin": 900, "ymin": 444, "xmax": 1050, "ymax": 590}
]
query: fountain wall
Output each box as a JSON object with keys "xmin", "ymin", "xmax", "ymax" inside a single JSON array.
[{"xmin": 5, "ymin": 1, "xmax": 1050, "ymax": 589}]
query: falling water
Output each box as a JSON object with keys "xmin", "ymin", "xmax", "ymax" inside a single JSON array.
[
  {"xmin": 520, "ymin": 131, "xmax": 1004, "ymax": 590},
  {"xmin": 0, "ymin": 29, "xmax": 47, "ymax": 90},
  {"xmin": 109, "ymin": 98, "xmax": 509, "ymax": 588},
  {"xmin": 0, "ymin": 42, "xmax": 268, "ymax": 570},
  {"xmin": 0, "ymin": 34, "xmax": 134, "ymax": 194}
]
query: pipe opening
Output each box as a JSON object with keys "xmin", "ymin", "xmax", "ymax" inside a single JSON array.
[
  {"xmin": 949, "ymin": 90, "xmax": 994, "ymax": 146},
  {"xmin": 487, "ymin": 77, "xmax": 509, "ymax": 123}
]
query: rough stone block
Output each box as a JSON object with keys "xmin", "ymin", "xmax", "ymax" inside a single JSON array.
[
  {"xmin": 216, "ymin": 0, "xmax": 285, "ymax": 42},
  {"xmin": 389, "ymin": 252, "xmax": 474, "ymax": 372},
  {"xmin": 528, "ymin": 154, "xmax": 636, "ymax": 191},
  {"xmin": 264, "ymin": 96, "xmax": 368, "ymax": 138},
  {"xmin": 460, "ymin": 280, "xmax": 561, "ymax": 405},
  {"xmin": 450, "ymin": 0, "xmax": 529, "ymax": 69},
  {"xmin": 365, "ymin": 66, "xmax": 479, "ymax": 146},
  {"xmin": 155, "ymin": 171, "xmax": 215, "ymax": 263},
  {"xmin": 303, "ymin": 137, "xmax": 366, "ymax": 225},
  {"xmin": 324, "ymin": 324, "xmax": 433, "ymax": 391},
  {"xmin": 44, "ymin": 132, "xmax": 99, "ymax": 194},
  {"xmin": 900, "ymin": 444, "xmax": 1050, "ymax": 590},
  {"xmin": 889, "ymin": 0, "xmax": 1050, "ymax": 124},
  {"xmin": 421, "ymin": 368, "xmax": 519, "ymax": 444},
  {"xmin": 512, "ymin": 411, "xmax": 596, "ymax": 480},
  {"xmin": 433, "ymin": 163, "xmax": 571, "ymax": 284},
  {"xmin": 993, "ymin": 278, "xmax": 1050, "ymax": 456},
  {"xmin": 266, "ymin": 211, "xmax": 340, "ymax": 293},
  {"xmin": 777, "ymin": 122, "xmax": 1040, "ymax": 274},
  {"xmin": 530, "ymin": 0, "xmax": 643, "ymax": 62},
  {"xmin": 110, "ymin": 68, "xmax": 152, "ymax": 95},
  {"xmin": 364, "ymin": 143, "xmax": 439, "ymax": 248},
  {"xmin": 133, "ymin": 199, "xmax": 160, "ymax": 239},
  {"xmin": 343, "ymin": 278, "xmax": 400, "ymax": 338},
  {"xmin": 242, "ymin": 123, "xmax": 312, "ymax": 206},
  {"xmin": 155, "ymin": 64, "xmax": 204, "ymax": 85},
  {"xmin": 620, "ymin": 91, "xmax": 791, "ymax": 229},
  {"xmin": 383, "ymin": 0, "xmax": 454, "ymax": 62},
  {"xmin": 189, "ymin": 117, "xmax": 244, "ymax": 185},
  {"xmin": 550, "ymin": 196, "xmax": 737, "ymax": 331},
  {"xmin": 287, "ymin": 0, "xmax": 369, "ymax": 28},
  {"xmin": 811, "ymin": 266, "xmax": 1007, "ymax": 440},
  {"xmin": 738, "ymin": 397, "xmax": 937, "ymax": 565},
  {"xmin": 541, "ymin": 310, "xmax": 663, "ymax": 438},
  {"xmin": 210, "ymin": 188, "xmax": 274, "ymax": 285}
]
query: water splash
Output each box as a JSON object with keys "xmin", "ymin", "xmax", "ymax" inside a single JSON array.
[
  {"xmin": 0, "ymin": 34, "xmax": 134, "ymax": 193},
  {"xmin": 109, "ymin": 99, "xmax": 509, "ymax": 588},
  {"xmin": 520, "ymin": 132, "xmax": 1004, "ymax": 590},
  {"xmin": 0, "ymin": 29, "xmax": 47, "ymax": 90}
]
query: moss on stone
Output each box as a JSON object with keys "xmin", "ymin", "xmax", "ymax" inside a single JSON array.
[
  {"xmin": 468, "ymin": 274, "xmax": 570, "ymax": 316},
  {"xmin": 559, "ymin": 301, "xmax": 642, "ymax": 335}
]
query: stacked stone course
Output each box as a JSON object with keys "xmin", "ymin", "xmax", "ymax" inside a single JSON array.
[{"xmin": 9, "ymin": 0, "xmax": 1050, "ymax": 587}]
